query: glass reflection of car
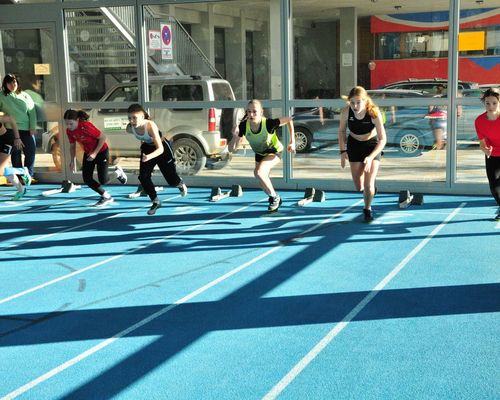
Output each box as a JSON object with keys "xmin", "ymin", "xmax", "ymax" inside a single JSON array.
[
  {"xmin": 380, "ymin": 79, "xmax": 479, "ymax": 92},
  {"xmin": 42, "ymin": 75, "xmax": 241, "ymax": 175},
  {"xmin": 292, "ymin": 89, "xmax": 436, "ymax": 156}
]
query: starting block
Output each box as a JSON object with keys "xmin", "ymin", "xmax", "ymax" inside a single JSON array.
[
  {"xmin": 297, "ymin": 187, "xmax": 326, "ymax": 207},
  {"xmin": 209, "ymin": 185, "xmax": 243, "ymax": 202},
  {"xmin": 42, "ymin": 180, "xmax": 81, "ymax": 196},
  {"xmin": 398, "ymin": 190, "xmax": 424, "ymax": 209}
]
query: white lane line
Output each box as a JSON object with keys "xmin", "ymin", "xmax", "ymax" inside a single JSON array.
[
  {"xmin": 0, "ymin": 195, "xmax": 174, "ymax": 252},
  {"xmin": 0, "ymin": 199, "xmax": 363, "ymax": 399},
  {"xmin": 0, "ymin": 194, "xmax": 94, "ymax": 220},
  {"xmin": 262, "ymin": 202, "xmax": 466, "ymax": 400},
  {"xmin": 0, "ymin": 200, "xmax": 38, "ymax": 208},
  {"xmin": 0, "ymin": 197, "xmax": 257, "ymax": 305}
]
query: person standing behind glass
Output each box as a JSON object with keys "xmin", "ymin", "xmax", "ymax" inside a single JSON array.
[
  {"xmin": 0, "ymin": 73, "xmax": 37, "ymax": 178},
  {"xmin": 475, "ymin": 87, "xmax": 500, "ymax": 221},
  {"xmin": 338, "ymin": 86, "xmax": 387, "ymax": 223}
]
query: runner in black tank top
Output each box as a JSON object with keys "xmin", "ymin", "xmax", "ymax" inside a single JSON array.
[{"xmin": 338, "ymin": 86, "xmax": 387, "ymax": 222}]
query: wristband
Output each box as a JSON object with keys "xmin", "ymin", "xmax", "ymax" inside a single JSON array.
[{"xmin": 340, "ymin": 150, "xmax": 347, "ymax": 154}]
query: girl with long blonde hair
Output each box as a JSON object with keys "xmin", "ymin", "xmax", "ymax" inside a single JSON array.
[{"xmin": 338, "ymin": 86, "xmax": 387, "ymax": 222}]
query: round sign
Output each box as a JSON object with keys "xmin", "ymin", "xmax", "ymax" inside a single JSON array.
[{"xmin": 162, "ymin": 25, "xmax": 172, "ymax": 46}]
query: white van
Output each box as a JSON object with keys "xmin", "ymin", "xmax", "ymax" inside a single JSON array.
[{"xmin": 43, "ymin": 75, "xmax": 241, "ymax": 175}]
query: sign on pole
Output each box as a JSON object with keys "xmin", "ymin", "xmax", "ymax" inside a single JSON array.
[
  {"xmin": 148, "ymin": 30, "xmax": 161, "ymax": 51},
  {"xmin": 161, "ymin": 24, "xmax": 173, "ymax": 60}
]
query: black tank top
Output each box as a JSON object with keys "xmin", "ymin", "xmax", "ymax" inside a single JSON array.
[{"xmin": 348, "ymin": 108, "xmax": 375, "ymax": 135}]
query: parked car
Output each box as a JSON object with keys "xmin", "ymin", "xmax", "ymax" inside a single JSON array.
[
  {"xmin": 292, "ymin": 89, "xmax": 435, "ymax": 156},
  {"xmin": 291, "ymin": 88, "xmax": 484, "ymax": 156},
  {"xmin": 380, "ymin": 78, "xmax": 479, "ymax": 93},
  {"xmin": 42, "ymin": 75, "xmax": 242, "ymax": 175}
]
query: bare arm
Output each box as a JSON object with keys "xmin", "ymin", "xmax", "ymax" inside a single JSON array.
[
  {"xmin": 227, "ymin": 125, "xmax": 242, "ymax": 153},
  {"xmin": 479, "ymin": 138, "xmax": 492, "ymax": 158},
  {"xmin": 88, "ymin": 133, "xmax": 107, "ymax": 160},
  {"xmin": 278, "ymin": 117, "xmax": 295, "ymax": 152},
  {"xmin": 370, "ymin": 111, "xmax": 387, "ymax": 158},
  {"xmin": 338, "ymin": 107, "xmax": 349, "ymax": 168},
  {"xmin": 69, "ymin": 142, "xmax": 77, "ymax": 173},
  {"xmin": 362, "ymin": 110, "xmax": 387, "ymax": 173}
]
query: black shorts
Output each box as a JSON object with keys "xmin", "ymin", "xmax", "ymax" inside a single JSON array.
[
  {"xmin": 0, "ymin": 129, "xmax": 15, "ymax": 155},
  {"xmin": 255, "ymin": 149, "xmax": 282, "ymax": 163},
  {"xmin": 347, "ymin": 135, "xmax": 381, "ymax": 162}
]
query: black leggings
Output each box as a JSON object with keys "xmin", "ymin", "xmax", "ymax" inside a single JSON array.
[
  {"xmin": 485, "ymin": 155, "xmax": 500, "ymax": 206},
  {"xmin": 139, "ymin": 140, "xmax": 182, "ymax": 201},
  {"xmin": 82, "ymin": 148, "xmax": 109, "ymax": 196},
  {"xmin": 11, "ymin": 130, "xmax": 36, "ymax": 177}
]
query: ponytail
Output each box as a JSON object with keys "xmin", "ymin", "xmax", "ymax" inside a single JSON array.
[{"xmin": 64, "ymin": 109, "xmax": 90, "ymax": 121}]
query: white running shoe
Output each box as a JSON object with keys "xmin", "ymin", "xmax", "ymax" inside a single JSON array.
[
  {"xmin": 268, "ymin": 195, "xmax": 282, "ymax": 212},
  {"xmin": 93, "ymin": 196, "xmax": 114, "ymax": 207},
  {"xmin": 178, "ymin": 182, "xmax": 188, "ymax": 197},
  {"xmin": 115, "ymin": 166, "xmax": 127, "ymax": 184}
]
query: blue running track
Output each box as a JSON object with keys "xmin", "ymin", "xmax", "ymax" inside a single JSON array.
[{"xmin": 0, "ymin": 184, "xmax": 499, "ymax": 399}]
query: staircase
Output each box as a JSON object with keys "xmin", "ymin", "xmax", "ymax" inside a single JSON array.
[{"xmin": 65, "ymin": 6, "xmax": 220, "ymax": 77}]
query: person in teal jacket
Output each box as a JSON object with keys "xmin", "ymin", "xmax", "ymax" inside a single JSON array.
[{"xmin": 0, "ymin": 74, "xmax": 37, "ymax": 177}]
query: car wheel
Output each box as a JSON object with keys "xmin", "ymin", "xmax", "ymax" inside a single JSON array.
[
  {"xmin": 294, "ymin": 128, "xmax": 312, "ymax": 153},
  {"xmin": 173, "ymin": 138, "xmax": 207, "ymax": 176},
  {"xmin": 397, "ymin": 130, "xmax": 424, "ymax": 156}
]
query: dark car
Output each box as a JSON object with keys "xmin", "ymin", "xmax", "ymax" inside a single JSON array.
[
  {"xmin": 380, "ymin": 78, "xmax": 479, "ymax": 93},
  {"xmin": 292, "ymin": 89, "xmax": 436, "ymax": 156}
]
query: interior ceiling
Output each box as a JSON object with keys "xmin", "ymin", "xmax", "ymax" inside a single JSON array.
[{"xmin": 291, "ymin": 0, "xmax": 497, "ymax": 21}]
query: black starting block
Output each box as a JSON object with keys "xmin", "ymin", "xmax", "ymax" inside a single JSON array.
[
  {"xmin": 398, "ymin": 190, "xmax": 424, "ymax": 209},
  {"xmin": 297, "ymin": 187, "xmax": 326, "ymax": 207},
  {"xmin": 42, "ymin": 180, "xmax": 82, "ymax": 197},
  {"xmin": 209, "ymin": 185, "xmax": 243, "ymax": 202}
]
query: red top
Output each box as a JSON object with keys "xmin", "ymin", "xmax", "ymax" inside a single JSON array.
[
  {"xmin": 475, "ymin": 112, "xmax": 500, "ymax": 157},
  {"xmin": 66, "ymin": 120, "xmax": 108, "ymax": 155}
]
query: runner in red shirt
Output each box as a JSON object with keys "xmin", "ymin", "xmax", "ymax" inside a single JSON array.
[
  {"xmin": 64, "ymin": 109, "xmax": 127, "ymax": 207},
  {"xmin": 474, "ymin": 87, "xmax": 500, "ymax": 221}
]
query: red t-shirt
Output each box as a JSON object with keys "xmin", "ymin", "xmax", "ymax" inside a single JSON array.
[
  {"xmin": 66, "ymin": 120, "xmax": 108, "ymax": 155},
  {"xmin": 475, "ymin": 112, "xmax": 500, "ymax": 157}
]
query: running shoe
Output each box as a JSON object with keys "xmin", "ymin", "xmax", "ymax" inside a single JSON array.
[
  {"xmin": 128, "ymin": 185, "xmax": 146, "ymax": 198},
  {"xmin": 268, "ymin": 195, "xmax": 282, "ymax": 212},
  {"xmin": 12, "ymin": 187, "xmax": 27, "ymax": 201},
  {"xmin": 363, "ymin": 208, "xmax": 374, "ymax": 223},
  {"xmin": 147, "ymin": 200, "xmax": 161, "ymax": 215},
  {"xmin": 178, "ymin": 182, "xmax": 188, "ymax": 197},
  {"xmin": 93, "ymin": 196, "xmax": 114, "ymax": 207},
  {"xmin": 495, "ymin": 207, "xmax": 500, "ymax": 221},
  {"xmin": 22, "ymin": 168, "xmax": 32, "ymax": 186},
  {"xmin": 115, "ymin": 166, "xmax": 127, "ymax": 184}
]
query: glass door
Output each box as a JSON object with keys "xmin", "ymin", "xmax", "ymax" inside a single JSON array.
[{"xmin": 0, "ymin": 25, "xmax": 62, "ymax": 180}]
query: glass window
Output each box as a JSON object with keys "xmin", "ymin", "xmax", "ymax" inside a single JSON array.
[
  {"xmin": 144, "ymin": 2, "xmax": 280, "ymax": 101},
  {"xmin": 0, "ymin": 27, "xmax": 59, "ymax": 175},
  {"xmin": 65, "ymin": 7, "xmax": 137, "ymax": 102},
  {"xmin": 291, "ymin": 1, "xmax": 457, "ymax": 184},
  {"xmin": 456, "ymin": 4, "xmax": 500, "ymax": 185}
]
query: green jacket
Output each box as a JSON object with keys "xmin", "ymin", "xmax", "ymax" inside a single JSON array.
[{"xmin": 0, "ymin": 90, "xmax": 37, "ymax": 131}]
